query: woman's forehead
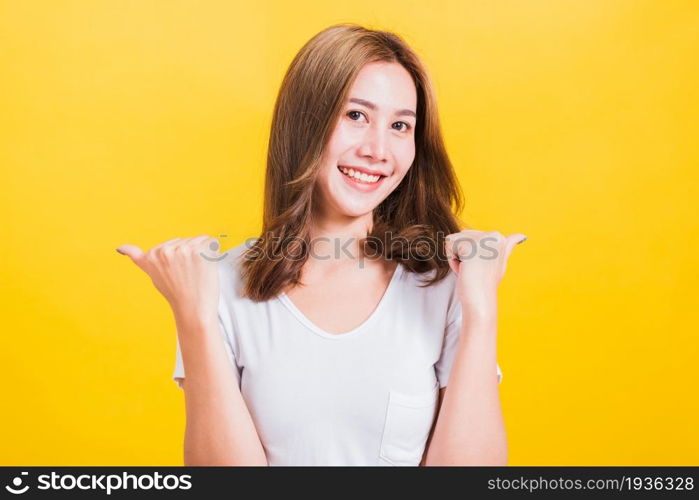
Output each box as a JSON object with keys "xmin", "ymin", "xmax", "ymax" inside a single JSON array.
[{"xmin": 347, "ymin": 62, "xmax": 417, "ymax": 112}]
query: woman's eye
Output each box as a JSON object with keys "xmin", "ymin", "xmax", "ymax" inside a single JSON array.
[
  {"xmin": 347, "ymin": 110, "xmax": 366, "ymax": 121},
  {"xmin": 346, "ymin": 111, "xmax": 412, "ymax": 133}
]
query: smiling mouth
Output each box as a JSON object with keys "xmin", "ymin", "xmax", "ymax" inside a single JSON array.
[{"xmin": 337, "ymin": 166, "xmax": 387, "ymax": 184}]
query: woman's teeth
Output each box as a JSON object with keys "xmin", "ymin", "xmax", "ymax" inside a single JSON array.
[{"xmin": 338, "ymin": 166, "xmax": 382, "ymax": 184}]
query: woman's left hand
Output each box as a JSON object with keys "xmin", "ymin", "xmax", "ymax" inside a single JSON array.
[{"xmin": 444, "ymin": 230, "xmax": 527, "ymax": 321}]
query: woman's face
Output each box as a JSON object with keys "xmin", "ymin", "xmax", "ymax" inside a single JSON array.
[{"xmin": 314, "ymin": 61, "xmax": 417, "ymax": 220}]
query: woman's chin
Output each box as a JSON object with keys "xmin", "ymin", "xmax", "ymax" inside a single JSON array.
[
  {"xmin": 332, "ymin": 199, "xmax": 378, "ymax": 219},
  {"xmin": 322, "ymin": 180, "xmax": 387, "ymax": 218}
]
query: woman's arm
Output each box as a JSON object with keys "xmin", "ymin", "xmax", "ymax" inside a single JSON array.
[
  {"xmin": 422, "ymin": 314, "xmax": 507, "ymax": 465},
  {"xmin": 176, "ymin": 312, "xmax": 268, "ymax": 466},
  {"xmin": 419, "ymin": 387, "xmax": 445, "ymax": 466}
]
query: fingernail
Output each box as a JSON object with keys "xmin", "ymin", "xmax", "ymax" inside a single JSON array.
[
  {"xmin": 116, "ymin": 248, "xmax": 125, "ymax": 255},
  {"xmin": 517, "ymin": 236, "xmax": 527, "ymax": 244}
]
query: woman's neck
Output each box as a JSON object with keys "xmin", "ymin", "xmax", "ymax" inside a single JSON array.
[{"xmin": 308, "ymin": 211, "xmax": 373, "ymax": 265}]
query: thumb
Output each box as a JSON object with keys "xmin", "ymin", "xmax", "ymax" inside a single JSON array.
[
  {"xmin": 116, "ymin": 244, "xmax": 146, "ymax": 267},
  {"xmin": 503, "ymin": 233, "xmax": 527, "ymax": 262}
]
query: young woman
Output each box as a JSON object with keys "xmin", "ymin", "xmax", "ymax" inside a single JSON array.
[{"xmin": 118, "ymin": 23, "xmax": 526, "ymax": 466}]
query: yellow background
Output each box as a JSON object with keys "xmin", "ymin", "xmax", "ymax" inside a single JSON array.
[{"xmin": 1, "ymin": 0, "xmax": 697, "ymax": 465}]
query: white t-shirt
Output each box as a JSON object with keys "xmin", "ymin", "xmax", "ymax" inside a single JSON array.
[{"xmin": 173, "ymin": 240, "xmax": 502, "ymax": 466}]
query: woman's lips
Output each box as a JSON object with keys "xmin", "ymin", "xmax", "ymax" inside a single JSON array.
[{"xmin": 337, "ymin": 166, "xmax": 386, "ymax": 192}]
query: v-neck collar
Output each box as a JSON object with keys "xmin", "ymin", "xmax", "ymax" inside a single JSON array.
[{"xmin": 277, "ymin": 262, "xmax": 403, "ymax": 340}]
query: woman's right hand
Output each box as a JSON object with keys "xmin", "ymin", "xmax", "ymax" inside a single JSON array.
[{"xmin": 116, "ymin": 235, "xmax": 221, "ymax": 328}]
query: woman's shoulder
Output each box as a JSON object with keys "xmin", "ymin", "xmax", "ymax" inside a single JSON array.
[
  {"xmin": 399, "ymin": 262, "xmax": 457, "ymax": 287},
  {"xmin": 396, "ymin": 262, "xmax": 459, "ymax": 304},
  {"xmin": 221, "ymin": 238, "xmax": 256, "ymax": 264},
  {"xmin": 216, "ymin": 238, "xmax": 258, "ymax": 297}
]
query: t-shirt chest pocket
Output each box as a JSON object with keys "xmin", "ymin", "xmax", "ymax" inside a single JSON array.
[{"xmin": 379, "ymin": 382, "xmax": 439, "ymax": 466}]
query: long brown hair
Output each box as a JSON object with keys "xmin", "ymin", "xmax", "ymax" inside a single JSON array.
[{"xmin": 240, "ymin": 23, "xmax": 466, "ymax": 302}]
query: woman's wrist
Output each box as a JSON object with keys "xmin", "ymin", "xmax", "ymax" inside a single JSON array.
[
  {"xmin": 460, "ymin": 300, "xmax": 497, "ymax": 326},
  {"xmin": 173, "ymin": 308, "xmax": 218, "ymax": 336}
]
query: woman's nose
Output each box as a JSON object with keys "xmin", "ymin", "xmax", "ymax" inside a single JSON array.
[{"xmin": 358, "ymin": 124, "xmax": 389, "ymax": 162}]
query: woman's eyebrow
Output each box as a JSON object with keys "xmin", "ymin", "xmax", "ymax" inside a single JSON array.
[{"xmin": 348, "ymin": 97, "xmax": 416, "ymax": 118}]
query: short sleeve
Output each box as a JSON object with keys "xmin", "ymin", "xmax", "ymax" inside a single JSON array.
[
  {"xmin": 435, "ymin": 288, "xmax": 503, "ymax": 388},
  {"xmin": 172, "ymin": 314, "xmax": 242, "ymax": 390}
]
